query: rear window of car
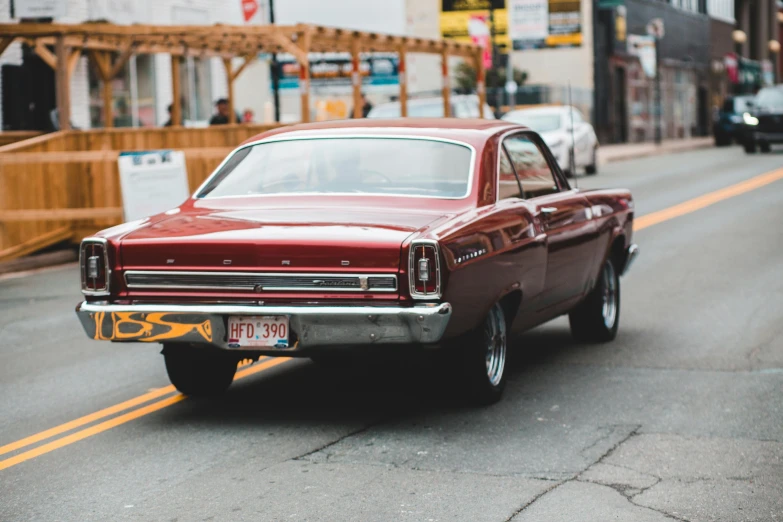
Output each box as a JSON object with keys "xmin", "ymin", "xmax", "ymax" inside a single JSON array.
[{"xmin": 198, "ymin": 137, "xmax": 474, "ymax": 199}]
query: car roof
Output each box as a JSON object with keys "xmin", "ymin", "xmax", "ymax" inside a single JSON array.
[{"xmin": 241, "ymin": 118, "xmax": 526, "ymax": 147}]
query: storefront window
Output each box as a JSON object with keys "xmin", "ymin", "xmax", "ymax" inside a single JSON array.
[
  {"xmin": 179, "ymin": 57, "xmax": 212, "ymax": 123},
  {"xmin": 88, "ymin": 53, "xmax": 156, "ymax": 128}
]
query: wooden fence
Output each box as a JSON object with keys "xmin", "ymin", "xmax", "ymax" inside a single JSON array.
[{"xmin": 0, "ymin": 124, "xmax": 282, "ymax": 261}]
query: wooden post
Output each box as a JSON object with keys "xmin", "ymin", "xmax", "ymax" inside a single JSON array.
[
  {"xmin": 223, "ymin": 58, "xmax": 237, "ymax": 124},
  {"xmin": 399, "ymin": 46, "xmax": 407, "ymax": 117},
  {"xmin": 54, "ymin": 36, "xmax": 71, "ymax": 131},
  {"xmin": 297, "ymin": 31, "xmax": 312, "ymax": 123},
  {"xmin": 351, "ymin": 37, "xmax": 362, "ymax": 119},
  {"xmin": 170, "ymin": 56, "xmax": 182, "ymax": 127},
  {"xmin": 476, "ymin": 48, "xmax": 486, "ymax": 119},
  {"xmin": 102, "ymin": 56, "xmax": 113, "ymax": 129},
  {"xmin": 441, "ymin": 49, "xmax": 450, "ymax": 117}
]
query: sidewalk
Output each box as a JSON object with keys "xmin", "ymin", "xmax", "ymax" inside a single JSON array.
[{"xmin": 598, "ymin": 136, "xmax": 713, "ymax": 165}]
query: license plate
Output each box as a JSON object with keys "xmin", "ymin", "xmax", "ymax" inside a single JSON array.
[{"xmin": 227, "ymin": 316, "xmax": 289, "ymax": 348}]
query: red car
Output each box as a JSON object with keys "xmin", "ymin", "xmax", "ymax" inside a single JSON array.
[{"xmin": 76, "ymin": 119, "xmax": 638, "ymax": 404}]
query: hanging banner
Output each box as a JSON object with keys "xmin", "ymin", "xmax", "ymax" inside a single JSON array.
[
  {"xmin": 468, "ymin": 14, "xmax": 493, "ymax": 68},
  {"xmin": 628, "ymin": 34, "xmax": 656, "ymax": 79}
]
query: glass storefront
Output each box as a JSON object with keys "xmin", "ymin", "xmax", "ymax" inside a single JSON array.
[
  {"xmin": 89, "ymin": 54, "xmax": 157, "ymax": 128},
  {"xmin": 625, "ymin": 60, "xmax": 698, "ymax": 142}
]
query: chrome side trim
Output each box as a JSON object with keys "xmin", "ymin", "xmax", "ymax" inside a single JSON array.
[
  {"xmin": 408, "ymin": 239, "xmax": 442, "ymax": 300},
  {"xmin": 193, "ymin": 134, "xmax": 477, "ymax": 201},
  {"xmin": 623, "ymin": 244, "xmax": 639, "ymax": 275},
  {"xmin": 75, "ymin": 301, "xmax": 453, "ymax": 348},
  {"xmin": 80, "ymin": 238, "xmax": 111, "ymax": 297},
  {"xmin": 123, "ymin": 270, "xmax": 398, "ymax": 292}
]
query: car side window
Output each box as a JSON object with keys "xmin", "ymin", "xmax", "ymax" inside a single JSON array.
[
  {"xmin": 498, "ymin": 148, "xmax": 523, "ymax": 200},
  {"xmin": 503, "ymin": 134, "xmax": 560, "ymax": 198}
]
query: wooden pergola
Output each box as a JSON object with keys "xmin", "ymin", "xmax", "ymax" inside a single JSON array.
[{"xmin": 0, "ymin": 23, "xmax": 486, "ymax": 129}]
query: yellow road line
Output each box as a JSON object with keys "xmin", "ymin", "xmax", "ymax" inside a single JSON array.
[
  {"xmin": 634, "ymin": 167, "xmax": 783, "ymax": 231},
  {"xmin": 3, "ymin": 166, "xmax": 783, "ymax": 471},
  {"xmin": 0, "ymin": 357, "xmax": 287, "ymax": 470}
]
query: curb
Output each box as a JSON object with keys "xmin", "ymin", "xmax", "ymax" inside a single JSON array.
[
  {"xmin": 599, "ymin": 140, "xmax": 714, "ymax": 165},
  {"xmin": 0, "ymin": 249, "xmax": 78, "ymax": 276}
]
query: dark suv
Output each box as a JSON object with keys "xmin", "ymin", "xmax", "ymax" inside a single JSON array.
[
  {"xmin": 713, "ymin": 95, "xmax": 754, "ymax": 146},
  {"xmin": 742, "ymin": 85, "xmax": 783, "ymax": 153}
]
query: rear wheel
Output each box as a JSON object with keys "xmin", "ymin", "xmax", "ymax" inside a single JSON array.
[
  {"xmin": 744, "ymin": 140, "xmax": 757, "ymax": 154},
  {"xmin": 760, "ymin": 142, "xmax": 771, "ymax": 153},
  {"xmin": 569, "ymin": 258, "xmax": 620, "ymax": 343},
  {"xmin": 563, "ymin": 150, "xmax": 575, "ymax": 178},
  {"xmin": 163, "ymin": 344, "xmax": 237, "ymax": 397},
  {"xmin": 455, "ymin": 302, "xmax": 508, "ymax": 405}
]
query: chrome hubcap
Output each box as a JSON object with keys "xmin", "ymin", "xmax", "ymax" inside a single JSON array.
[
  {"xmin": 601, "ymin": 262, "xmax": 618, "ymax": 329},
  {"xmin": 484, "ymin": 305, "xmax": 507, "ymax": 387}
]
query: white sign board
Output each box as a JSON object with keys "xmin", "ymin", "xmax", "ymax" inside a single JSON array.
[
  {"xmin": 628, "ymin": 34, "xmax": 657, "ymax": 79},
  {"xmin": 507, "ymin": 0, "xmax": 549, "ymax": 42},
  {"xmin": 118, "ymin": 151, "xmax": 191, "ymax": 222},
  {"xmin": 14, "ymin": 0, "xmax": 67, "ymax": 18}
]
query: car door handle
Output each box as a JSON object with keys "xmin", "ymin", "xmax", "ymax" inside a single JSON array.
[{"xmin": 540, "ymin": 207, "xmax": 558, "ymax": 215}]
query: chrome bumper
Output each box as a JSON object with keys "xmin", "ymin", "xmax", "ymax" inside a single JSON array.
[
  {"xmin": 75, "ymin": 301, "xmax": 452, "ymax": 351},
  {"xmin": 623, "ymin": 244, "xmax": 639, "ymax": 275}
]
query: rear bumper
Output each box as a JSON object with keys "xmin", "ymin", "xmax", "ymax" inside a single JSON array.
[
  {"xmin": 75, "ymin": 301, "xmax": 452, "ymax": 351},
  {"xmin": 751, "ymin": 131, "xmax": 783, "ymax": 143}
]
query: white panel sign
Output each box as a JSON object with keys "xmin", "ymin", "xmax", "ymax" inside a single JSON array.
[
  {"xmin": 14, "ymin": 0, "xmax": 67, "ymax": 19},
  {"xmin": 118, "ymin": 151, "xmax": 191, "ymax": 222},
  {"xmin": 507, "ymin": 0, "xmax": 549, "ymax": 42},
  {"xmin": 628, "ymin": 34, "xmax": 657, "ymax": 79}
]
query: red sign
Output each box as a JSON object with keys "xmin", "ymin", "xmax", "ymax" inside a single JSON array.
[
  {"xmin": 241, "ymin": 0, "xmax": 258, "ymax": 22},
  {"xmin": 725, "ymin": 53, "xmax": 739, "ymax": 84}
]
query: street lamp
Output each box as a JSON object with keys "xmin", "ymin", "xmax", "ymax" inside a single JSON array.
[
  {"xmin": 770, "ymin": 40, "xmax": 781, "ymax": 85},
  {"xmin": 732, "ymin": 30, "xmax": 747, "ymax": 94}
]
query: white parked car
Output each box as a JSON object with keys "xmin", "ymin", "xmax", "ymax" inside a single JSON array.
[
  {"xmin": 502, "ymin": 106, "xmax": 598, "ymax": 176},
  {"xmin": 367, "ymin": 95, "xmax": 495, "ymax": 119}
]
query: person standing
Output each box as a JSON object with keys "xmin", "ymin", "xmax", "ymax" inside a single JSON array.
[
  {"xmin": 351, "ymin": 94, "xmax": 373, "ymax": 118},
  {"xmin": 209, "ymin": 98, "xmax": 241, "ymax": 125}
]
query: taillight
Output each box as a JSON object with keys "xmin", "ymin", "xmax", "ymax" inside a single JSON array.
[
  {"xmin": 408, "ymin": 240, "xmax": 441, "ymax": 299},
  {"xmin": 80, "ymin": 238, "xmax": 111, "ymax": 296}
]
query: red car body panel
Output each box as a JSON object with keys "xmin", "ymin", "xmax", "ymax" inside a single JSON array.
[{"xmin": 87, "ymin": 118, "xmax": 634, "ymax": 341}]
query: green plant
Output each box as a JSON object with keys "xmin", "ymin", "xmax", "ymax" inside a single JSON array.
[{"xmin": 454, "ymin": 61, "xmax": 528, "ymax": 92}]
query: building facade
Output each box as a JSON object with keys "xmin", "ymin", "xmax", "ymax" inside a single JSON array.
[{"xmin": 0, "ymin": 0, "xmax": 263, "ymax": 131}]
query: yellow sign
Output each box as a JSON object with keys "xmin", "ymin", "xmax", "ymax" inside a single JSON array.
[{"xmin": 440, "ymin": 9, "xmax": 511, "ymax": 52}]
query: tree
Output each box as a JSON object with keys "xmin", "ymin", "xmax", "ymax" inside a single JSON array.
[{"xmin": 454, "ymin": 61, "xmax": 528, "ymax": 93}]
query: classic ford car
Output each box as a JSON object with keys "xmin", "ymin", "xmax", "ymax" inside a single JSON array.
[{"xmin": 76, "ymin": 119, "xmax": 637, "ymax": 404}]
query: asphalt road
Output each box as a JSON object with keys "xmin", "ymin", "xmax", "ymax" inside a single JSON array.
[{"xmin": 1, "ymin": 145, "xmax": 782, "ymax": 522}]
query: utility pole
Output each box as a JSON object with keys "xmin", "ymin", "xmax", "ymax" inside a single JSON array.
[
  {"xmin": 647, "ymin": 18, "xmax": 664, "ymax": 145},
  {"xmin": 654, "ymin": 35, "xmax": 662, "ymax": 144},
  {"xmin": 269, "ymin": 0, "xmax": 281, "ymax": 122}
]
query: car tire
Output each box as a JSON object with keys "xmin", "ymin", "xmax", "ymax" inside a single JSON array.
[
  {"xmin": 454, "ymin": 302, "xmax": 508, "ymax": 405},
  {"xmin": 585, "ymin": 147, "xmax": 598, "ymax": 175},
  {"xmin": 714, "ymin": 134, "xmax": 731, "ymax": 147},
  {"xmin": 569, "ymin": 257, "xmax": 620, "ymax": 343},
  {"xmin": 163, "ymin": 344, "xmax": 237, "ymax": 397},
  {"xmin": 563, "ymin": 150, "xmax": 575, "ymax": 178},
  {"xmin": 759, "ymin": 142, "xmax": 771, "ymax": 153},
  {"xmin": 744, "ymin": 140, "xmax": 757, "ymax": 154}
]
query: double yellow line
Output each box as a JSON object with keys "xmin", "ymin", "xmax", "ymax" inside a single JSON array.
[
  {"xmin": 2, "ymin": 165, "xmax": 783, "ymax": 472},
  {"xmin": 0, "ymin": 357, "xmax": 289, "ymax": 471}
]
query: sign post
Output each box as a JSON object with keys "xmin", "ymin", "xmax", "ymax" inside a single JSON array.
[
  {"xmin": 647, "ymin": 18, "xmax": 664, "ymax": 145},
  {"xmin": 118, "ymin": 151, "xmax": 191, "ymax": 222}
]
